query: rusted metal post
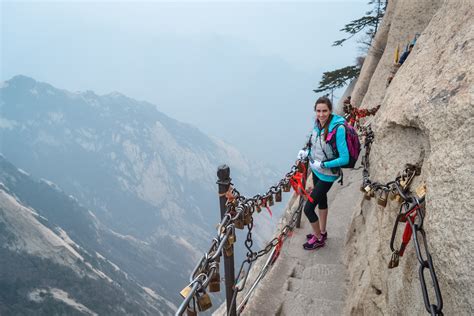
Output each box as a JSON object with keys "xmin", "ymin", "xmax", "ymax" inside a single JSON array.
[
  {"xmin": 217, "ymin": 165, "xmax": 236, "ymax": 316},
  {"xmin": 295, "ymin": 160, "xmax": 309, "ymax": 228}
]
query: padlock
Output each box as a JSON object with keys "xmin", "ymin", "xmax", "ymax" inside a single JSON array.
[
  {"xmin": 360, "ymin": 185, "xmax": 366, "ymax": 193},
  {"xmin": 180, "ymin": 285, "xmax": 192, "ymax": 299},
  {"xmin": 255, "ymin": 204, "xmax": 262, "ymax": 213},
  {"xmin": 275, "ymin": 189, "xmax": 282, "ymax": 202},
  {"xmin": 394, "ymin": 194, "xmax": 403, "ymax": 203},
  {"xmin": 416, "ymin": 183, "xmax": 426, "ymax": 199},
  {"xmin": 243, "ymin": 209, "xmax": 252, "ymax": 225},
  {"xmin": 388, "ymin": 251, "xmax": 400, "ymax": 269},
  {"xmin": 196, "ymin": 292, "xmax": 213, "ymax": 312},
  {"xmin": 369, "ymin": 189, "xmax": 375, "ymax": 198},
  {"xmin": 268, "ymin": 194, "xmax": 274, "ymax": 206},
  {"xmin": 377, "ymin": 190, "xmax": 388, "ymax": 207},
  {"xmin": 208, "ymin": 269, "xmax": 221, "ymax": 292},
  {"xmin": 399, "ymin": 179, "xmax": 407, "ymax": 189},
  {"xmin": 364, "ymin": 185, "xmax": 372, "ymax": 193},
  {"xmin": 364, "ymin": 193, "xmax": 371, "ymax": 200},
  {"xmin": 234, "ymin": 214, "xmax": 244, "ymax": 230},
  {"xmin": 186, "ymin": 301, "xmax": 197, "ymax": 316},
  {"xmin": 227, "ymin": 228, "xmax": 236, "ymax": 245},
  {"xmin": 283, "ymin": 182, "xmax": 291, "ymax": 192},
  {"xmin": 389, "ymin": 190, "xmax": 400, "ymax": 201}
]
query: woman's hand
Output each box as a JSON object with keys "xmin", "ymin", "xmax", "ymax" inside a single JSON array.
[
  {"xmin": 297, "ymin": 149, "xmax": 309, "ymax": 160},
  {"xmin": 310, "ymin": 159, "xmax": 322, "ymax": 170}
]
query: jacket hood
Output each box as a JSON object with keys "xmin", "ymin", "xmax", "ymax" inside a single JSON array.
[{"xmin": 315, "ymin": 114, "xmax": 346, "ymax": 132}]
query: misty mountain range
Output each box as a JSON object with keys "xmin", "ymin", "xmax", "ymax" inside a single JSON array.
[{"xmin": 0, "ymin": 75, "xmax": 280, "ymax": 315}]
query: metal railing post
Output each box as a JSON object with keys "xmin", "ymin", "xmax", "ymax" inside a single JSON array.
[
  {"xmin": 217, "ymin": 165, "xmax": 236, "ymax": 316},
  {"xmin": 295, "ymin": 160, "xmax": 309, "ymax": 228}
]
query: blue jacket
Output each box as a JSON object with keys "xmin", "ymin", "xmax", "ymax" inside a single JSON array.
[{"xmin": 310, "ymin": 114, "xmax": 349, "ymax": 182}]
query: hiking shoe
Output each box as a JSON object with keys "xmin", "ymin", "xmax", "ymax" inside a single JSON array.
[
  {"xmin": 303, "ymin": 236, "xmax": 325, "ymax": 250},
  {"xmin": 306, "ymin": 231, "xmax": 328, "ymax": 242}
]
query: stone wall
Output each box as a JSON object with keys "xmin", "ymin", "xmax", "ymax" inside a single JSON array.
[{"xmin": 344, "ymin": 0, "xmax": 473, "ymax": 314}]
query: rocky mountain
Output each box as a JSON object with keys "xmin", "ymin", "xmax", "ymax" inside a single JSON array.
[
  {"xmin": 0, "ymin": 155, "xmax": 175, "ymax": 315},
  {"xmin": 231, "ymin": 1, "xmax": 473, "ymax": 315},
  {"xmin": 345, "ymin": 0, "xmax": 473, "ymax": 314},
  {"xmin": 0, "ymin": 75, "xmax": 279, "ymax": 313}
]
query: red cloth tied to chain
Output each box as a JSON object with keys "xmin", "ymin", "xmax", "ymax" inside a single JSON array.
[
  {"xmin": 271, "ymin": 235, "xmax": 283, "ymax": 264},
  {"xmin": 290, "ymin": 162, "xmax": 313, "ymax": 203},
  {"xmin": 398, "ymin": 207, "xmax": 418, "ymax": 257},
  {"xmin": 262, "ymin": 198, "xmax": 273, "ymax": 217}
]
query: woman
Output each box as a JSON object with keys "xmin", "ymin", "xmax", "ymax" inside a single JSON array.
[{"xmin": 297, "ymin": 96, "xmax": 349, "ymax": 250}]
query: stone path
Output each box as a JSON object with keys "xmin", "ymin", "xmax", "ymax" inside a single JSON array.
[{"xmin": 238, "ymin": 169, "xmax": 362, "ymax": 316}]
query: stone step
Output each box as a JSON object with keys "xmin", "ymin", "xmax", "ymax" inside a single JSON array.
[
  {"xmin": 278, "ymin": 292, "xmax": 345, "ymax": 316},
  {"xmin": 285, "ymin": 278, "xmax": 346, "ymax": 302},
  {"xmin": 292, "ymin": 262, "xmax": 347, "ymax": 283}
]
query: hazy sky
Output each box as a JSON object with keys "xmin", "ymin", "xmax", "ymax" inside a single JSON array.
[{"xmin": 1, "ymin": 0, "xmax": 368, "ymax": 172}]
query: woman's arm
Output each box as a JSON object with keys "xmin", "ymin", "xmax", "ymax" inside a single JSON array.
[{"xmin": 323, "ymin": 125, "xmax": 349, "ymax": 168}]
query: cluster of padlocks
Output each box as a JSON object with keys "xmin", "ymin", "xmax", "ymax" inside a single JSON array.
[
  {"xmin": 358, "ymin": 124, "xmax": 443, "ymax": 316},
  {"xmin": 176, "ymin": 160, "xmax": 310, "ymax": 315}
]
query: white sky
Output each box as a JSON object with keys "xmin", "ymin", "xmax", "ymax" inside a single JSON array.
[{"xmin": 1, "ymin": 0, "xmax": 369, "ymax": 171}]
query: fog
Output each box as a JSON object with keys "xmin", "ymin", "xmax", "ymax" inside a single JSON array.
[{"xmin": 1, "ymin": 0, "xmax": 367, "ymax": 172}]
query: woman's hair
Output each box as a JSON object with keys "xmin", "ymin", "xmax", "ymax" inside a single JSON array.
[{"xmin": 314, "ymin": 96, "xmax": 333, "ymax": 141}]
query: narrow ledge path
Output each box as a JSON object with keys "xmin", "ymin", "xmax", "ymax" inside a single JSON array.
[{"xmin": 239, "ymin": 169, "xmax": 362, "ymax": 316}]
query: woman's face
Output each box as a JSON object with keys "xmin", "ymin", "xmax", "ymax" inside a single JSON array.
[{"xmin": 315, "ymin": 103, "xmax": 331, "ymax": 125}]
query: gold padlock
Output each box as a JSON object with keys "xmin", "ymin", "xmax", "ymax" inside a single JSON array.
[
  {"xmin": 227, "ymin": 228, "xmax": 236, "ymax": 245},
  {"xmin": 389, "ymin": 191, "xmax": 396, "ymax": 201},
  {"xmin": 197, "ymin": 292, "xmax": 213, "ymax": 312},
  {"xmin": 399, "ymin": 179, "xmax": 407, "ymax": 189},
  {"xmin": 377, "ymin": 190, "xmax": 388, "ymax": 207},
  {"xmin": 394, "ymin": 194, "xmax": 403, "ymax": 203},
  {"xmin": 369, "ymin": 189, "xmax": 375, "ymax": 198},
  {"xmin": 364, "ymin": 190, "xmax": 372, "ymax": 200},
  {"xmin": 180, "ymin": 285, "xmax": 192, "ymax": 299},
  {"xmin": 268, "ymin": 195, "xmax": 274, "ymax": 206},
  {"xmin": 283, "ymin": 182, "xmax": 291, "ymax": 192},
  {"xmin": 275, "ymin": 189, "xmax": 282, "ymax": 202},
  {"xmin": 208, "ymin": 269, "xmax": 221, "ymax": 292},
  {"xmin": 416, "ymin": 183, "xmax": 426, "ymax": 199}
]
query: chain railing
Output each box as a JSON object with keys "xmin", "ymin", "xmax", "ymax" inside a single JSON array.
[
  {"xmin": 359, "ymin": 124, "xmax": 443, "ymax": 316},
  {"xmin": 176, "ymin": 115, "xmax": 443, "ymax": 316},
  {"xmin": 176, "ymin": 158, "xmax": 311, "ymax": 316}
]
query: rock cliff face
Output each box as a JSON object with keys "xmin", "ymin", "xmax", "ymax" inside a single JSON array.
[{"xmin": 345, "ymin": 0, "xmax": 473, "ymax": 315}]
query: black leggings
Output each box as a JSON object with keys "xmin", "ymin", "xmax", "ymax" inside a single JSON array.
[{"xmin": 303, "ymin": 173, "xmax": 334, "ymax": 223}]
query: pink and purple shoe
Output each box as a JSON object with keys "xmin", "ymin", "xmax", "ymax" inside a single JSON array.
[
  {"xmin": 306, "ymin": 231, "xmax": 328, "ymax": 242},
  {"xmin": 303, "ymin": 235, "xmax": 325, "ymax": 250}
]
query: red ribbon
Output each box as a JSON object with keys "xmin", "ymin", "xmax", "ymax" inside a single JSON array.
[{"xmin": 290, "ymin": 170, "xmax": 313, "ymax": 203}]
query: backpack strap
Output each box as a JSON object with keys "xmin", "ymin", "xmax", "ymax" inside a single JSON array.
[{"xmin": 325, "ymin": 123, "xmax": 346, "ymax": 156}]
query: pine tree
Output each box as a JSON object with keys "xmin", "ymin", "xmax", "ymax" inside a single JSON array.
[
  {"xmin": 333, "ymin": 0, "xmax": 386, "ymax": 48},
  {"xmin": 313, "ymin": 66, "xmax": 361, "ymax": 93}
]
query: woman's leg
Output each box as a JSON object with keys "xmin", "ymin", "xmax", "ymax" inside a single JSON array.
[
  {"xmin": 319, "ymin": 209, "xmax": 328, "ymax": 233},
  {"xmin": 303, "ymin": 186, "xmax": 322, "ymax": 239},
  {"xmin": 313, "ymin": 178, "xmax": 333, "ymax": 234}
]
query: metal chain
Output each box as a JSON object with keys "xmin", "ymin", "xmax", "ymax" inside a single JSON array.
[
  {"xmin": 360, "ymin": 124, "xmax": 443, "ymax": 316},
  {"xmin": 176, "ymin": 157, "xmax": 308, "ymax": 316}
]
